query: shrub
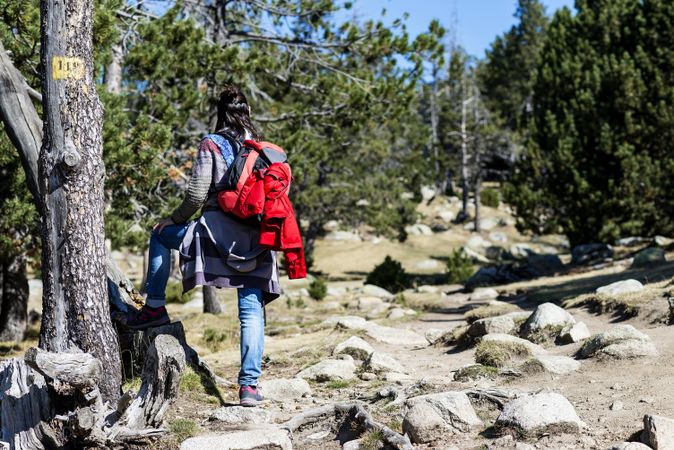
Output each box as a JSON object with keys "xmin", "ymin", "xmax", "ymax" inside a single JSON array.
[
  {"xmin": 365, "ymin": 256, "xmax": 411, "ymax": 293},
  {"xmin": 480, "ymin": 188, "xmax": 500, "ymax": 208},
  {"xmin": 446, "ymin": 249, "xmax": 474, "ymax": 284},
  {"xmin": 308, "ymin": 278, "xmax": 328, "ymax": 300},
  {"xmin": 169, "ymin": 419, "xmax": 198, "ymax": 441},
  {"xmin": 165, "ymin": 279, "xmax": 193, "ymax": 304}
]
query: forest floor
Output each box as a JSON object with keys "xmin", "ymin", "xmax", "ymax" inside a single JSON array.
[{"xmin": 12, "ymin": 194, "xmax": 674, "ymax": 450}]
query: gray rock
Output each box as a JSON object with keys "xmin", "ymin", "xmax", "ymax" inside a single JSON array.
[
  {"xmin": 597, "ymin": 279, "xmax": 645, "ymax": 296},
  {"xmin": 490, "ymin": 232, "xmax": 508, "ymax": 243},
  {"xmin": 322, "ymin": 315, "xmax": 368, "ymax": 330},
  {"xmin": 559, "ymin": 322, "xmax": 591, "ymax": 344},
  {"xmin": 509, "ymin": 243, "xmax": 534, "ymax": 259},
  {"xmin": 342, "ymin": 439, "xmax": 362, "ymax": 450},
  {"xmin": 416, "ymin": 285, "xmax": 439, "ymax": 293},
  {"xmin": 610, "ymin": 401, "xmax": 624, "ymax": 411},
  {"xmin": 467, "ymin": 235, "xmax": 493, "ymax": 250},
  {"xmin": 481, "ymin": 333, "xmax": 547, "ymax": 355},
  {"xmin": 333, "ymin": 336, "xmax": 374, "ymax": 360},
  {"xmin": 529, "ymin": 355, "xmax": 581, "ymax": 375},
  {"xmin": 526, "ymin": 253, "xmax": 564, "ymax": 273},
  {"xmin": 424, "ymin": 328, "xmax": 445, "ymax": 345},
  {"xmin": 420, "ymin": 185, "xmax": 435, "ymax": 202},
  {"xmin": 297, "ymin": 359, "xmax": 357, "ymax": 382},
  {"xmin": 364, "ymin": 323, "xmax": 428, "ymax": 347},
  {"xmin": 402, "ymin": 401, "xmax": 447, "ymax": 444},
  {"xmin": 404, "ymin": 391, "xmax": 483, "ymax": 443},
  {"xmin": 571, "ymin": 243, "xmax": 613, "ymax": 265},
  {"xmin": 359, "ymin": 372, "xmax": 376, "ymax": 381},
  {"xmin": 357, "ymin": 296, "xmax": 385, "ymax": 311},
  {"xmin": 365, "ymin": 352, "xmax": 407, "ymax": 374},
  {"xmin": 209, "ymin": 406, "xmax": 270, "ymax": 424},
  {"xmin": 632, "ymin": 247, "xmax": 666, "ymax": 268},
  {"xmin": 361, "ymin": 284, "xmax": 394, "ymax": 299},
  {"xmin": 258, "ymin": 378, "xmax": 312, "ymax": 402},
  {"xmin": 470, "ymin": 287, "xmax": 500, "ymax": 301},
  {"xmin": 579, "ymin": 325, "xmax": 658, "ymax": 359},
  {"xmin": 468, "ymin": 312, "xmax": 530, "ymax": 338},
  {"xmin": 522, "ymin": 302, "xmax": 576, "ymax": 338},
  {"xmin": 180, "ymin": 427, "xmax": 292, "ymax": 450},
  {"xmin": 610, "ymin": 443, "xmax": 653, "ymax": 450},
  {"xmin": 654, "ymin": 235, "xmax": 674, "ymax": 247},
  {"xmin": 642, "ymin": 414, "xmax": 674, "ymax": 449},
  {"xmin": 405, "ymin": 223, "xmax": 433, "ymax": 236},
  {"xmin": 324, "ymin": 230, "xmax": 361, "ymax": 242},
  {"xmin": 321, "ymin": 301, "xmax": 343, "ymax": 311},
  {"xmin": 495, "ymin": 392, "xmax": 585, "ymax": 435},
  {"xmin": 387, "ymin": 308, "xmax": 406, "ymax": 320},
  {"xmin": 415, "ymin": 259, "xmax": 440, "ymax": 270},
  {"xmin": 616, "ymin": 236, "xmax": 650, "ymax": 247}
]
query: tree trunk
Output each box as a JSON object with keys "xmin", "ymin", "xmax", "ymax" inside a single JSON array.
[
  {"xmin": 203, "ymin": 285, "xmax": 223, "ymax": 314},
  {"xmin": 429, "ymin": 63, "xmax": 441, "ymax": 202},
  {"xmin": 0, "ymin": 252, "xmax": 28, "ymax": 342},
  {"xmin": 105, "ymin": 43, "xmax": 123, "ymax": 94},
  {"xmin": 459, "ymin": 94, "xmax": 470, "ymax": 222},
  {"xmin": 39, "ymin": 0, "xmax": 121, "ymax": 402},
  {"xmin": 474, "ymin": 171, "xmax": 482, "ymax": 233}
]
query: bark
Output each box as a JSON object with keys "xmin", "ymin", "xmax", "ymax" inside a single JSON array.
[
  {"xmin": 0, "ymin": 359, "xmax": 54, "ymax": 450},
  {"xmin": 0, "ymin": 252, "xmax": 28, "ymax": 342},
  {"xmin": 39, "ymin": 0, "xmax": 121, "ymax": 402},
  {"xmin": 429, "ymin": 63, "xmax": 440, "ymax": 202},
  {"xmin": 474, "ymin": 170, "xmax": 482, "ymax": 233},
  {"xmin": 104, "ymin": 43, "xmax": 123, "ymax": 94},
  {"xmin": 458, "ymin": 91, "xmax": 470, "ymax": 223},
  {"xmin": 203, "ymin": 285, "xmax": 223, "ymax": 314}
]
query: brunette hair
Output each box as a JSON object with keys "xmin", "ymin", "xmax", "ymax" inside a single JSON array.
[{"xmin": 214, "ymin": 84, "xmax": 261, "ymax": 140}]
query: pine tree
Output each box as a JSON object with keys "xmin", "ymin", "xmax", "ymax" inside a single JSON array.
[{"xmin": 506, "ymin": 0, "xmax": 674, "ymax": 246}]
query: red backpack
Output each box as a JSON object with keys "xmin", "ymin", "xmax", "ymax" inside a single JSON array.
[{"xmin": 217, "ymin": 136, "xmax": 289, "ymax": 219}]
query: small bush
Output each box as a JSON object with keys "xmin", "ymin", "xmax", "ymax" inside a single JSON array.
[
  {"xmin": 308, "ymin": 278, "xmax": 328, "ymax": 300},
  {"xmin": 202, "ymin": 327, "xmax": 229, "ymax": 352},
  {"xmin": 365, "ymin": 256, "xmax": 411, "ymax": 293},
  {"xmin": 165, "ymin": 279, "xmax": 194, "ymax": 304},
  {"xmin": 446, "ymin": 249, "xmax": 474, "ymax": 284},
  {"xmin": 474, "ymin": 341, "xmax": 532, "ymax": 368},
  {"xmin": 480, "ymin": 188, "xmax": 500, "ymax": 208},
  {"xmin": 169, "ymin": 419, "xmax": 198, "ymax": 441}
]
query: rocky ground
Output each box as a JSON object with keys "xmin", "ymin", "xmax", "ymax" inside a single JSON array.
[{"xmin": 13, "ymin": 192, "xmax": 674, "ymax": 449}]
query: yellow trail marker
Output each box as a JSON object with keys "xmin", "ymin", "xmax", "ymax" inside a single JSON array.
[{"xmin": 52, "ymin": 56, "xmax": 84, "ymax": 80}]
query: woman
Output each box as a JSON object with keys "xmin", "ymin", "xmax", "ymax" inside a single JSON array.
[{"xmin": 128, "ymin": 85, "xmax": 281, "ymax": 407}]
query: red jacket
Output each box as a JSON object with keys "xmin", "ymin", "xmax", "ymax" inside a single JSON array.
[{"xmin": 258, "ymin": 163, "xmax": 306, "ymax": 279}]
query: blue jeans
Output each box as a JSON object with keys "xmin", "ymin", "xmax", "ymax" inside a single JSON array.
[{"xmin": 145, "ymin": 224, "xmax": 265, "ymax": 386}]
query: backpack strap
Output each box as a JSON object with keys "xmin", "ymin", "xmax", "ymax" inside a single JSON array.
[{"xmin": 206, "ymin": 133, "xmax": 240, "ymax": 167}]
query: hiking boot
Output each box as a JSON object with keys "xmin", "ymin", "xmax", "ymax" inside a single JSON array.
[
  {"xmin": 239, "ymin": 385, "xmax": 264, "ymax": 407},
  {"xmin": 126, "ymin": 305, "xmax": 170, "ymax": 330}
]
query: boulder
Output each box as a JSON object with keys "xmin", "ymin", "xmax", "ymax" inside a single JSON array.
[
  {"xmin": 579, "ymin": 325, "xmax": 658, "ymax": 359},
  {"xmin": 468, "ymin": 312, "xmax": 530, "ymax": 338},
  {"xmin": 209, "ymin": 406, "xmax": 271, "ymax": 424},
  {"xmin": 415, "ymin": 259, "xmax": 440, "ymax": 270},
  {"xmin": 465, "ymin": 263, "xmax": 541, "ymax": 290},
  {"xmin": 333, "ymin": 336, "xmax": 374, "ymax": 360},
  {"xmin": 528, "ymin": 355, "xmax": 581, "ymax": 375},
  {"xmin": 470, "ymin": 287, "xmax": 500, "ymax": 301},
  {"xmin": 462, "ymin": 246, "xmax": 491, "ymax": 263},
  {"xmin": 509, "ymin": 243, "xmax": 534, "ymax": 259},
  {"xmin": 632, "ymin": 247, "xmax": 666, "ymax": 268},
  {"xmin": 297, "ymin": 359, "xmax": 357, "ymax": 382},
  {"xmin": 404, "ymin": 391, "xmax": 483, "ymax": 443},
  {"xmin": 357, "ymin": 296, "xmax": 385, "ymax": 311},
  {"xmin": 654, "ymin": 235, "xmax": 674, "ymax": 247},
  {"xmin": 495, "ymin": 392, "xmax": 585, "ymax": 436},
  {"xmin": 424, "ymin": 328, "xmax": 445, "ymax": 345},
  {"xmin": 596, "ymin": 279, "xmax": 644, "ymax": 296},
  {"xmin": 610, "ymin": 443, "xmax": 653, "ymax": 450},
  {"xmin": 642, "ymin": 415, "xmax": 674, "ymax": 450},
  {"xmin": 361, "ymin": 284, "xmax": 394, "ymax": 299},
  {"xmin": 615, "ymin": 236, "xmax": 650, "ymax": 247},
  {"xmin": 526, "ymin": 254, "xmax": 564, "ymax": 274},
  {"xmin": 322, "ymin": 316, "xmax": 368, "ymax": 330},
  {"xmin": 571, "ymin": 243, "xmax": 613, "ymax": 265},
  {"xmin": 435, "ymin": 210, "xmax": 455, "ymax": 222},
  {"xmin": 180, "ymin": 427, "xmax": 292, "ymax": 450},
  {"xmin": 481, "ymin": 333, "xmax": 547, "ymax": 355},
  {"xmin": 467, "ymin": 235, "xmax": 493, "ymax": 251},
  {"xmin": 387, "ymin": 308, "xmax": 406, "ymax": 320},
  {"xmin": 365, "ymin": 352, "xmax": 407, "ymax": 374},
  {"xmin": 258, "ymin": 378, "xmax": 312, "ymax": 402},
  {"xmin": 405, "ymin": 223, "xmax": 433, "ymax": 236},
  {"xmin": 324, "ymin": 230, "xmax": 361, "ymax": 242},
  {"xmin": 559, "ymin": 322, "xmax": 591, "ymax": 344},
  {"xmin": 342, "ymin": 439, "xmax": 363, "ymax": 450},
  {"xmin": 522, "ymin": 303, "xmax": 575, "ymax": 340},
  {"xmin": 420, "ymin": 185, "xmax": 435, "ymax": 202},
  {"xmin": 489, "ymin": 232, "xmax": 508, "ymax": 243},
  {"xmin": 402, "ymin": 402, "xmax": 447, "ymax": 444},
  {"xmin": 364, "ymin": 323, "xmax": 428, "ymax": 347},
  {"xmin": 416, "ymin": 285, "xmax": 439, "ymax": 294}
]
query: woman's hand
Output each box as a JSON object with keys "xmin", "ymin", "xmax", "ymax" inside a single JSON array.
[{"xmin": 153, "ymin": 217, "xmax": 175, "ymax": 234}]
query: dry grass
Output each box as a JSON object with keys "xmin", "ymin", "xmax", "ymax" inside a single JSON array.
[
  {"xmin": 474, "ymin": 341, "xmax": 532, "ymax": 368},
  {"xmin": 464, "ymin": 303, "xmax": 522, "ymax": 323},
  {"xmin": 453, "ymin": 364, "xmax": 499, "ymax": 382}
]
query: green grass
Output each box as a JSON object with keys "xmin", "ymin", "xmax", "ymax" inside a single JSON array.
[
  {"xmin": 474, "ymin": 341, "xmax": 532, "ymax": 368},
  {"xmin": 360, "ymin": 430, "xmax": 385, "ymax": 450},
  {"xmin": 179, "ymin": 368, "xmax": 225, "ymax": 405},
  {"xmin": 169, "ymin": 418, "xmax": 199, "ymax": 441},
  {"xmin": 326, "ymin": 379, "xmax": 352, "ymax": 389}
]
